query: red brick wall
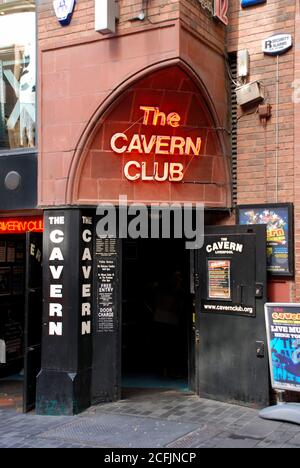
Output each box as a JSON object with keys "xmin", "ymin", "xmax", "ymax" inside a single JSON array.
[
  {"xmin": 294, "ymin": 0, "xmax": 300, "ymax": 301},
  {"xmin": 228, "ymin": 0, "xmax": 296, "ymax": 301},
  {"xmin": 38, "ymin": 1, "xmax": 230, "ymax": 207},
  {"xmin": 228, "ymin": 0, "xmax": 295, "ymax": 206},
  {"xmin": 38, "ymin": 0, "xmax": 181, "ymax": 47}
]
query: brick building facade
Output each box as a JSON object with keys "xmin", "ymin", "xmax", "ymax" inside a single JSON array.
[{"xmin": 32, "ymin": 1, "xmax": 300, "ymax": 415}]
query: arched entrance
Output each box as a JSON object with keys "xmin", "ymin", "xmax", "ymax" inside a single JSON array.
[
  {"xmin": 67, "ymin": 63, "xmax": 231, "ymax": 207},
  {"xmin": 70, "ymin": 64, "xmax": 232, "ymax": 403}
]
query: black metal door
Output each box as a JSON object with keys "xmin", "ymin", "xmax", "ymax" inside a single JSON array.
[
  {"xmin": 195, "ymin": 225, "xmax": 269, "ymax": 407},
  {"xmin": 23, "ymin": 232, "xmax": 43, "ymax": 413}
]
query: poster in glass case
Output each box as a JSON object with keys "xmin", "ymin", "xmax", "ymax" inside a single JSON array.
[
  {"xmin": 208, "ymin": 260, "xmax": 231, "ymax": 300},
  {"xmin": 237, "ymin": 204, "xmax": 294, "ymax": 276}
]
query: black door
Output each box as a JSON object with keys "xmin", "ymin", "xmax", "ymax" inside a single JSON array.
[
  {"xmin": 195, "ymin": 225, "xmax": 269, "ymax": 407},
  {"xmin": 23, "ymin": 232, "xmax": 43, "ymax": 413}
]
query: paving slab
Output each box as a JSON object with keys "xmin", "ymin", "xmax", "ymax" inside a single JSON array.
[{"xmin": 0, "ymin": 389, "xmax": 300, "ymax": 448}]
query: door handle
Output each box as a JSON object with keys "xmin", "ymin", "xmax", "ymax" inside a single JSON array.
[{"xmin": 237, "ymin": 285, "xmax": 244, "ymax": 304}]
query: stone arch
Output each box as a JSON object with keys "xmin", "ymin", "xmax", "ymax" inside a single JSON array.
[{"xmin": 66, "ymin": 59, "xmax": 231, "ymax": 206}]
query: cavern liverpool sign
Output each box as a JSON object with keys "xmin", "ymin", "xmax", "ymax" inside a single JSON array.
[{"xmin": 110, "ymin": 106, "xmax": 202, "ymax": 182}]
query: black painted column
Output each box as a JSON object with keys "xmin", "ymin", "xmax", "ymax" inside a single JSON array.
[{"xmin": 36, "ymin": 209, "xmax": 93, "ymax": 415}]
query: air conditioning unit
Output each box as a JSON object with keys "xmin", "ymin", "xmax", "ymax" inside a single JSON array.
[{"xmin": 236, "ymin": 81, "xmax": 264, "ymax": 107}]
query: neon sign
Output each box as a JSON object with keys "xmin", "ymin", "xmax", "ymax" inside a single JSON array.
[
  {"xmin": 110, "ymin": 106, "xmax": 202, "ymax": 182},
  {"xmin": 213, "ymin": 0, "xmax": 229, "ymax": 26},
  {"xmin": 0, "ymin": 217, "xmax": 44, "ymax": 234}
]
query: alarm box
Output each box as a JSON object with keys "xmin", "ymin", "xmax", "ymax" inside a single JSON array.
[{"xmin": 236, "ymin": 81, "xmax": 264, "ymax": 107}]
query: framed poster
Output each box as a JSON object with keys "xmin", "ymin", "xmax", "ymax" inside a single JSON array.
[
  {"xmin": 265, "ymin": 303, "xmax": 300, "ymax": 393},
  {"xmin": 208, "ymin": 260, "xmax": 231, "ymax": 300},
  {"xmin": 237, "ymin": 203, "xmax": 294, "ymax": 276}
]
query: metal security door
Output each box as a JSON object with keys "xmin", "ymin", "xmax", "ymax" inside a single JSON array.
[
  {"xmin": 23, "ymin": 233, "xmax": 43, "ymax": 413},
  {"xmin": 195, "ymin": 225, "xmax": 269, "ymax": 407}
]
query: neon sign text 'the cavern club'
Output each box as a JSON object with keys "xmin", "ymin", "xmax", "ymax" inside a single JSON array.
[
  {"xmin": 110, "ymin": 106, "xmax": 202, "ymax": 182},
  {"xmin": 0, "ymin": 217, "xmax": 44, "ymax": 234}
]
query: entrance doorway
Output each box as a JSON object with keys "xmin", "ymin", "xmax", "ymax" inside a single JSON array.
[
  {"xmin": 0, "ymin": 232, "xmax": 42, "ymax": 412},
  {"xmin": 122, "ymin": 238, "xmax": 193, "ymax": 394},
  {"xmin": 0, "ymin": 235, "xmax": 26, "ymax": 410}
]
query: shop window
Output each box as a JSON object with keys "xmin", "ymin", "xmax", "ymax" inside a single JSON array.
[{"xmin": 0, "ymin": 0, "xmax": 36, "ymax": 150}]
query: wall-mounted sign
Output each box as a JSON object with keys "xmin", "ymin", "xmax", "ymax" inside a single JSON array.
[
  {"xmin": 206, "ymin": 238, "xmax": 244, "ymax": 255},
  {"xmin": 241, "ymin": 0, "xmax": 266, "ymax": 8},
  {"xmin": 0, "ymin": 217, "xmax": 44, "ymax": 234},
  {"xmin": 95, "ymin": 237, "xmax": 118, "ymax": 333},
  {"xmin": 213, "ymin": 0, "xmax": 228, "ymax": 26},
  {"xmin": 262, "ymin": 34, "xmax": 293, "ymax": 56},
  {"xmin": 53, "ymin": 0, "xmax": 76, "ymax": 26},
  {"xmin": 201, "ymin": 233, "xmax": 256, "ymax": 317},
  {"xmin": 237, "ymin": 204, "xmax": 294, "ymax": 277},
  {"xmin": 110, "ymin": 106, "xmax": 202, "ymax": 183},
  {"xmin": 197, "ymin": 0, "xmax": 228, "ymax": 26},
  {"xmin": 265, "ymin": 303, "xmax": 300, "ymax": 392}
]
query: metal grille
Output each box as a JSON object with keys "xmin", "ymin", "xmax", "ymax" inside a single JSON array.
[
  {"xmin": 229, "ymin": 53, "xmax": 238, "ymax": 206},
  {"xmin": 167, "ymin": 426, "xmax": 207, "ymax": 448},
  {"xmin": 40, "ymin": 414, "xmax": 199, "ymax": 448}
]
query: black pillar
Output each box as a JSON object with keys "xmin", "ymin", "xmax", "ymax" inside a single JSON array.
[{"xmin": 36, "ymin": 209, "xmax": 93, "ymax": 415}]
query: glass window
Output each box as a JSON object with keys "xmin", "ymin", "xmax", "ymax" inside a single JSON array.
[{"xmin": 0, "ymin": 0, "xmax": 36, "ymax": 150}]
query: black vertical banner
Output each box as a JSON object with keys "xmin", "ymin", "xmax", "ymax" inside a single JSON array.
[{"xmin": 36, "ymin": 209, "xmax": 93, "ymax": 416}]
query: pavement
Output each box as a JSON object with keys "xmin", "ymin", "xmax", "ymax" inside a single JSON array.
[{"xmin": 0, "ymin": 388, "xmax": 300, "ymax": 448}]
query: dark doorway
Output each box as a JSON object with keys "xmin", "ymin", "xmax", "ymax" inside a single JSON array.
[
  {"xmin": 0, "ymin": 233, "xmax": 42, "ymax": 412},
  {"xmin": 0, "ymin": 235, "xmax": 26, "ymax": 411},
  {"xmin": 122, "ymin": 239, "xmax": 192, "ymax": 394}
]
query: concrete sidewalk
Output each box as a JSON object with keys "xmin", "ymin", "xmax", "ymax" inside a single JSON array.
[{"xmin": 0, "ymin": 389, "xmax": 300, "ymax": 448}]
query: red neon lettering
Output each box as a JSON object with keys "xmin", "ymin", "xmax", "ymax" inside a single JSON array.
[
  {"xmin": 140, "ymin": 106, "xmax": 181, "ymax": 128},
  {"xmin": 0, "ymin": 217, "xmax": 44, "ymax": 234}
]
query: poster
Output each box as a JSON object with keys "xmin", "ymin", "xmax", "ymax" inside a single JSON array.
[
  {"xmin": 0, "ymin": 242, "xmax": 6, "ymax": 263},
  {"xmin": 208, "ymin": 260, "xmax": 231, "ymax": 300},
  {"xmin": 6, "ymin": 243, "xmax": 15, "ymax": 263},
  {"xmin": 265, "ymin": 303, "xmax": 300, "ymax": 392},
  {"xmin": 238, "ymin": 204, "xmax": 294, "ymax": 276},
  {"xmin": 96, "ymin": 238, "xmax": 118, "ymax": 333}
]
